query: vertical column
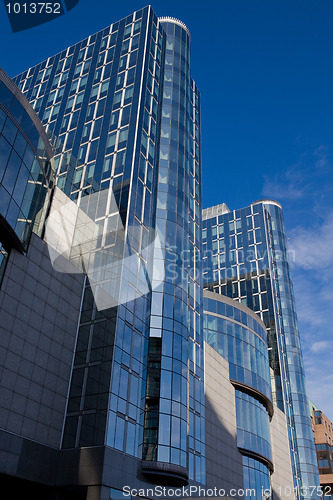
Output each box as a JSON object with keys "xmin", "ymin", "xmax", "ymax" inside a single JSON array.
[{"xmin": 141, "ymin": 18, "xmax": 205, "ymax": 485}]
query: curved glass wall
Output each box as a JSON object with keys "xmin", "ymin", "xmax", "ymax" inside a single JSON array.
[
  {"xmin": 242, "ymin": 456, "xmax": 271, "ymax": 499},
  {"xmin": 141, "ymin": 17, "xmax": 204, "ymax": 482},
  {"xmin": 204, "ymin": 293, "xmax": 272, "ymax": 403},
  {"xmin": 204, "ymin": 291, "xmax": 273, "ymax": 493},
  {"xmin": 235, "ymin": 390, "xmax": 271, "ymax": 461},
  {"xmin": 0, "ymin": 69, "xmax": 54, "ymax": 284}
]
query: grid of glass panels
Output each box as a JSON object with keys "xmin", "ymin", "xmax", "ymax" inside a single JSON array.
[
  {"xmin": 188, "ymin": 78, "xmax": 205, "ymax": 484},
  {"xmin": 203, "ymin": 294, "xmax": 272, "ymax": 401},
  {"xmin": 235, "ymin": 390, "xmax": 271, "ymax": 461},
  {"xmin": 242, "ymin": 455, "xmax": 271, "ymax": 499},
  {"xmin": 0, "ymin": 73, "xmax": 54, "ymax": 284},
  {"xmin": 15, "ymin": 6, "xmax": 164, "ymax": 456},
  {"xmin": 141, "ymin": 17, "xmax": 204, "ymax": 482},
  {"xmin": 264, "ymin": 202, "xmax": 320, "ymax": 495},
  {"xmin": 14, "ymin": 7, "xmax": 152, "ymax": 202},
  {"xmin": 202, "ymin": 205, "xmax": 284, "ymax": 409},
  {"xmin": 202, "ymin": 201, "xmax": 320, "ymax": 498},
  {"xmin": 103, "ymin": 9, "xmax": 165, "ymax": 460},
  {"xmin": 14, "ymin": 9, "xmax": 205, "ymax": 479}
]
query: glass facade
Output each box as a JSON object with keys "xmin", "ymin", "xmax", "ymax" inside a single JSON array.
[
  {"xmin": 202, "ymin": 203, "xmax": 284, "ymax": 408},
  {"xmin": 144, "ymin": 17, "xmax": 204, "ymax": 482},
  {"xmin": 204, "ymin": 293, "xmax": 271, "ymax": 402},
  {"xmin": 264, "ymin": 201, "xmax": 319, "ymax": 495},
  {"xmin": 202, "ymin": 200, "xmax": 320, "ymax": 498},
  {"xmin": 204, "ymin": 291, "xmax": 273, "ymax": 495},
  {"xmin": 14, "ymin": 8, "xmax": 203, "ymax": 484},
  {"xmin": 4, "ymin": 5, "xmax": 306, "ymax": 496},
  {"xmin": 243, "ymin": 455, "xmax": 271, "ymax": 499},
  {"xmin": 235, "ymin": 390, "xmax": 271, "ymax": 461},
  {"xmin": 0, "ymin": 68, "xmax": 54, "ymax": 285}
]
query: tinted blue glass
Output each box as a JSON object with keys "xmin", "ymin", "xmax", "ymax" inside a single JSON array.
[
  {"xmin": 235, "ymin": 390, "xmax": 271, "ymax": 460},
  {"xmin": 0, "ymin": 72, "xmax": 53, "ymax": 261},
  {"xmin": 242, "ymin": 455, "xmax": 271, "ymax": 499},
  {"xmin": 204, "ymin": 295, "xmax": 271, "ymax": 402},
  {"xmin": 202, "ymin": 200, "xmax": 320, "ymax": 498}
]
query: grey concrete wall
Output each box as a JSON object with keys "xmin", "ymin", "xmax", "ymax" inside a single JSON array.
[
  {"xmin": 0, "ymin": 233, "xmax": 84, "ymax": 449},
  {"xmin": 204, "ymin": 342, "xmax": 244, "ymax": 497},
  {"xmin": 270, "ymin": 405, "xmax": 296, "ymax": 500}
]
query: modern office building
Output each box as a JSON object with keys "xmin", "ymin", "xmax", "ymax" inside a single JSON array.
[
  {"xmin": 13, "ymin": 6, "xmax": 205, "ymax": 486},
  {"xmin": 202, "ymin": 201, "xmax": 320, "ymax": 498},
  {"xmin": 0, "ymin": 6, "xmax": 205, "ymax": 497},
  {"xmin": 309, "ymin": 401, "xmax": 333, "ymax": 496},
  {"xmin": 0, "ymin": 6, "xmax": 299, "ymax": 500}
]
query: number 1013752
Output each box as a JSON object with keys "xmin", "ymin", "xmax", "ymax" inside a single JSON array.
[{"xmin": 6, "ymin": 3, "xmax": 61, "ymax": 14}]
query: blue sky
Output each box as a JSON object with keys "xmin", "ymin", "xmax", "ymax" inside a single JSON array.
[{"xmin": 1, "ymin": 0, "xmax": 333, "ymax": 417}]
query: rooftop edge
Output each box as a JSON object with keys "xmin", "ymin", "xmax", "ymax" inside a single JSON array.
[
  {"xmin": 158, "ymin": 17, "xmax": 191, "ymax": 37},
  {"xmin": 251, "ymin": 199, "xmax": 282, "ymax": 209}
]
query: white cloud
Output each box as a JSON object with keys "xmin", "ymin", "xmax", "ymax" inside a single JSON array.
[
  {"xmin": 304, "ymin": 351, "xmax": 333, "ymax": 417},
  {"xmin": 306, "ymin": 374, "xmax": 333, "ymax": 418},
  {"xmin": 310, "ymin": 340, "xmax": 333, "ymax": 354},
  {"xmin": 262, "ymin": 144, "xmax": 332, "ymax": 202},
  {"xmin": 314, "ymin": 145, "xmax": 329, "ymax": 170},
  {"xmin": 288, "ymin": 214, "xmax": 333, "ymax": 271},
  {"xmin": 292, "ymin": 271, "xmax": 333, "ymax": 417},
  {"xmin": 262, "ymin": 146, "xmax": 333, "ymax": 419},
  {"xmin": 262, "ymin": 168, "xmax": 308, "ymax": 200}
]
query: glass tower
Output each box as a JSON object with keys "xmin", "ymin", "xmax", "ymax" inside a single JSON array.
[
  {"xmin": 14, "ymin": 6, "xmax": 203, "ymax": 485},
  {"xmin": 202, "ymin": 200, "xmax": 320, "ymax": 498},
  {"xmin": 143, "ymin": 17, "xmax": 204, "ymax": 483}
]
